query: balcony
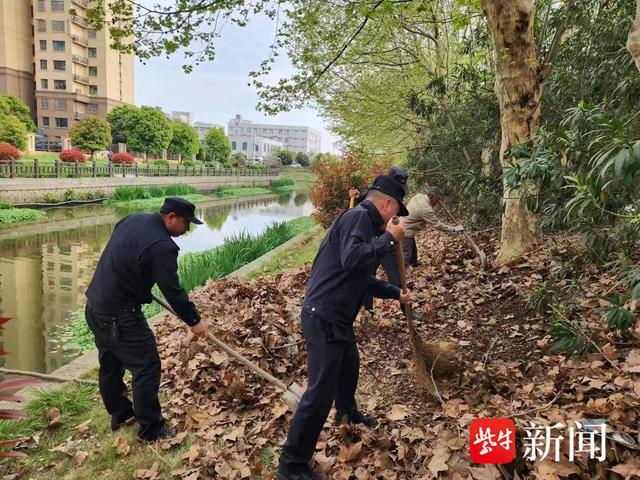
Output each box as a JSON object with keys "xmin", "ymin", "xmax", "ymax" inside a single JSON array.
[
  {"xmin": 71, "ymin": 0, "xmax": 88, "ymax": 7},
  {"xmin": 70, "ymin": 34, "xmax": 88, "ymax": 46},
  {"xmin": 73, "ymin": 74, "xmax": 89, "ymax": 84},
  {"xmin": 72, "ymin": 54, "xmax": 88, "ymax": 65},
  {"xmin": 71, "ymin": 15, "xmax": 89, "ymax": 27},
  {"xmin": 74, "ymin": 89, "xmax": 90, "ymax": 103}
]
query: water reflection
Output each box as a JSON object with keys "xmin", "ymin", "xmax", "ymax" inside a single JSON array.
[{"xmin": 0, "ymin": 192, "xmax": 312, "ymax": 373}]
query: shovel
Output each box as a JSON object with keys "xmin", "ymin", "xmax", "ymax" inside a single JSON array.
[
  {"xmin": 439, "ymin": 201, "xmax": 488, "ymax": 270},
  {"xmin": 152, "ymin": 294, "xmax": 304, "ymax": 412}
]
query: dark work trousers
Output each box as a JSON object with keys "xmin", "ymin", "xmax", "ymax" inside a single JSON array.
[
  {"xmin": 85, "ymin": 304, "xmax": 165, "ymax": 440},
  {"xmin": 279, "ymin": 312, "xmax": 359, "ymax": 474},
  {"xmin": 402, "ymin": 237, "xmax": 419, "ymax": 266},
  {"xmin": 362, "ymin": 249, "xmax": 402, "ymax": 312}
]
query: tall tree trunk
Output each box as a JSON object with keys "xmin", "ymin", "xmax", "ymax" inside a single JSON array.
[
  {"xmin": 481, "ymin": 0, "xmax": 541, "ymax": 265},
  {"xmin": 628, "ymin": 0, "xmax": 640, "ymax": 72}
]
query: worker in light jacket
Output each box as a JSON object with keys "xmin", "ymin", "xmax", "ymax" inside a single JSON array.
[
  {"xmin": 277, "ymin": 175, "xmax": 412, "ymax": 480},
  {"xmin": 85, "ymin": 197, "xmax": 208, "ymax": 442},
  {"xmin": 401, "ymin": 185, "xmax": 463, "ymax": 266}
]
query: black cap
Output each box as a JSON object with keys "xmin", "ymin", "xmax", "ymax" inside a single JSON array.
[
  {"xmin": 388, "ymin": 167, "xmax": 409, "ymax": 194},
  {"xmin": 160, "ymin": 197, "xmax": 203, "ymax": 225},
  {"xmin": 369, "ymin": 175, "xmax": 409, "ymax": 216}
]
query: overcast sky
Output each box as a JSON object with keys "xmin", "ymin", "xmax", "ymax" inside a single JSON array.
[{"xmin": 134, "ymin": 10, "xmax": 340, "ymax": 153}]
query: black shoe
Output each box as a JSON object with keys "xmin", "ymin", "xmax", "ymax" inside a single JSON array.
[
  {"xmin": 276, "ymin": 467, "xmax": 324, "ymax": 480},
  {"xmin": 336, "ymin": 409, "xmax": 378, "ymax": 429},
  {"xmin": 137, "ymin": 423, "xmax": 177, "ymax": 442},
  {"xmin": 111, "ymin": 415, "xmax": 136, "ymax": 432}
]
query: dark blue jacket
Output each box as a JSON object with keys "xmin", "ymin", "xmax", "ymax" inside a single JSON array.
[
  {"xmin": 86, "ymin": 213, "xmax": 200, "ymax": 326},
  {"xmin": 302, "ymin": 200, "xmax": 401, "ymax": 326}
]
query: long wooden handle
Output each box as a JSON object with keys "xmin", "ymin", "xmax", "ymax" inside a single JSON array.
[
  {"xmin": 152, "ymin": 294, "xmax": 288, "ymax": 391},
  {"xmin": 0, "ymin": 367, "xmax": 98, "ymax": 386},
  {"xmin": 391, "ymin": 217, "xmax": 413, "ymax": 322},
  {"xmin": 349, "ymin": 196, "xmax": 355, "ymax": 209}
]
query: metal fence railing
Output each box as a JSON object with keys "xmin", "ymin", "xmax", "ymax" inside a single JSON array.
[{"xmin": 0, "ymin": 159, "xmax": 280, "ymax": 179}]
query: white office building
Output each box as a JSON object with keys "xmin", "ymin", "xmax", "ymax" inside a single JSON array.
[
  {"xmin": 170, "ymin": 111, "xmax": 194, "ymax": 124},
  {"xmin": 227, "ymin": 115, "xmax": 321, "ymax": 154},
  {"xmin": 229, "ymin": 134, "xmax": 283, "ymax": 165},
  {"xmin": 194, "ymin": 121, "xmax": 216, "ymax": 140}
]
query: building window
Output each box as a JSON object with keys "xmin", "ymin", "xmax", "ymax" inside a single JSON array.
[
  {"xmin": 39, "ymin": 40, "xmax": 47, "ymax": 50},
  {"xmin": 88, "ymin": 104, "xmax": 98, "ymax": 113},
  {"xmin": 255, "ymin": 144, "xmax": 259, "ymax": 152},
  {"xmin": 88, "ymin": 48, "xmax": 97, "ymax": 58},
  {"xmin": 42, "ymin": 116, "xmax": 50, "ymax": 127},
  {"xmin": 231, "ymin": 141, "xmax": 236, "ymax": 150},
  {"xmin": 88, "ymin": 28, "xmax": 96, "ymax": 39},
  {"xmin": 54, "ymin": 79, "xmax": 66, "ymax": 90},
  {"xmin": 54, "ymin": 99, "xmax": 67, "ymax": 110},
  {"xmin": 89, "ymin": 85, "xmax": 97, "ymax": 95},
  {"xmin": 40, "ymin": 59, "xmax": 48, "ymax": 70},
  {"xmin": 55, "ymin": 117, "xmax": 68, "ymax": 128},
  {"xmin": 41, "ymin": 79, "xmax": 48, "ymax": 89},
  {"xmin": 242, "ymin": 142, "xmax": 247, "ymax": 151},
  {"xmin": 37, "ymin": 0, "xmax": 46, "ymax": 11},
  {"xmin": 88, "ymin": 66, "xmax": 97, "ymax": 76},
  {"xmin": 52, "ymin": 41, "xmax": 65, "ymax": 52},
  {"xmin": 40, "ymin": 98, "xmax": 49, "ymax": 109},
  {"xmin": 50, "ymin": 0, "xmax": 64, "ymax": 12},
  {"xmin": 36, "ymin": 19, "xmax": 47, "ymax": 32},
  {"xmin": 53, "ymin": 60, "xmax": 66, "ymax": 71},
  {"xmin": 51, "ymin": 20, "xmax": 65, "ymax": 33}
]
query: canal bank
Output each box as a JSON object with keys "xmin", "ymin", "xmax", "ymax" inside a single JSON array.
[{"xmin": 0, "ymin": 191, "xmax": 311, "ymax": 375}]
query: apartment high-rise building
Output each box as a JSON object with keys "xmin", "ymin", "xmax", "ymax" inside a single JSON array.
[
  {"xmin": 227, "ymin": 114, "xmax": 321, "ymax": 154},
  {"xmin": 0, "ymin": 0, "xmax": 135, "ymax": 148}
]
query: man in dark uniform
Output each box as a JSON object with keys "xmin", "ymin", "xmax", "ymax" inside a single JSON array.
[
  {"xmin": 349, "ymin": 167, "xmax": 409, "ymax": 316},
  {"xmin": 277, "ymin": 176, "xmax": 411, "ymax": 480},
  {"xmin": 85, "ymin": 197, "xmax": 208, "ymax": 442}
]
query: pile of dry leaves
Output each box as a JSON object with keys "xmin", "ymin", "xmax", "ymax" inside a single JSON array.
[{"xmin": 151, "ymin": 230, "xmax": 640, "ymax": 479}]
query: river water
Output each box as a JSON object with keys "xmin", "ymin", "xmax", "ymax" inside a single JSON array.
[{"xmin": 0, "ymin": 192, "xmax": 312, "ymax": 374}]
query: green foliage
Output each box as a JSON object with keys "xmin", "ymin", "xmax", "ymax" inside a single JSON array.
[
  {"xmin": 310, "ymin": 153, "xmax": 392, "ymax": 228},
  {"xmin": 58, "ymin": 308, "xmax": 96, "ymax": 352},
  {"xmin": 113, "ymin": 184, "xmax": 197, "ymax": 201},
  {"xmin": 0, "ymin": 114, "xmax": 27, "ymax": 150},
  {"xmin": 127, "ymin": 106, "xmax": 173, "ymax": 156},
  {"xmin": 169, "ymin": 121, "xmax": 200, "ymax": 159},
  {"xmin": 203, "ymin": 127, "xmax": 231, "ymax": 163},
  {"xmin": 0, "ymin": 207, "xmax": 45, "ymax": 224},
  {"xmin": 230, "ymin": 152, "xmax": 247, "ymax": 167},
  {"xmin": 270, "ymin": 178, "xmax": 295, "ymax": 191},
  {"xmin": 106, "ymin": 104, "xmax": 139, "ymax": 144},
  {"xmin": 275, "ymin": 149, "xmax": 295, "ymax": 166},
  {"xmin": 70, "ymin": 117, "xmax": 112, "ymax": 155},
  {"xmin": 295, "ymin": 151, "xmax": 310, "ymax": 167},
  {"xmin": 153, "ymin": 159, "xmax": 170, "ymax": 166},
  {"xmin": 548, "ymin": 320, "xmax": 589, "ymax": 356},
  {"xmin": 0, "ymin": 94, "xmax": 35, "ymax": 132},
  {"xmin": 182, "ymin": 160, "xmax": 195, "ymax": 167},
  {"xmin": 527, "ymin": 281, "xmax": 556, "ymax": 315},
  {"xmin": 598, "ymin": 296, "xmax": 636, "ymax": 331}
]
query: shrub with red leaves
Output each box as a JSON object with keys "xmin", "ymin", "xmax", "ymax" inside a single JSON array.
[
  {"xmin": 0, "ymin": 143, "xmax": 22, "ymax": 163},
  {"xmin": 111, "ymin": 152, "xmax": 136, "ymax": 164},
  {"xmin": 59, "ymin": 149, "xmax": 86, "ymax": 163},
  {"xmin": 309, "ymin": 153, "xmax": 394, "ymax": 228}
]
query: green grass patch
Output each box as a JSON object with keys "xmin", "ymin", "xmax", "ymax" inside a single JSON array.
[
  {"xmin": 1, "ymin": 383, "xmax": 194, "ymax": 479},
  {"xmin": 0, "ymin": 207, "xmax": 46, "ymax": 225},
  {"xmin": 214, "ymin": 186, "xmax": 272, "ymax": 197},
  {"xmin": 107, "ymin": 193, "xmax": 208, "ymax": 210},
  {"xmin": 111, "ymin": 184, "xmax": 198, "ymax": 202},
  {"xmin": 247, "ymin": 227, "xmax": 323, "ymax": 279},
  {"xmin": 280, "ymin": 167, "xmax": 315, "ymax": 185}
]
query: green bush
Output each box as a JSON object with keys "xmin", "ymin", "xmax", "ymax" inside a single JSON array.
[
  {"xmin": 270, "ymin": 179, "xmax": 295, "ymax": 190},
  {"xmin": 114, "ymin": 185, "xmax": 151, "ymax": 201},
  {"xmin": 64, "ymin": 189, "xmax": 76, "ymax": 201},
  {"xmin": 164, "ymin": 184, "xmax": 197, "ymax": 196},
  {"xmin": 112, "ymin": 184, "xmax": 197, "ymax": 202},
  {"xmin": 182, "ymin": 160, "xmax": 195, "ymax": 167},
  {"xmin": 0, "ymin": 207, "xmax": 46, "ymax": 224},
  {"xmin": 153, "ymin": 159, "xmax": 170, "ymax": 167}
]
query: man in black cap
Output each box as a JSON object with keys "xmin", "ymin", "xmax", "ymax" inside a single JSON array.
[
  {"xmin": 85, "ymin": 197, "xmax": 208, "ymax": 442},
  {"xmin": 277, "ymin": 176, "xmax": 411, "ymax": 480},
  {"xmin": 348, "ymin": 166, "xmax": 409, "ymax": 317}
]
